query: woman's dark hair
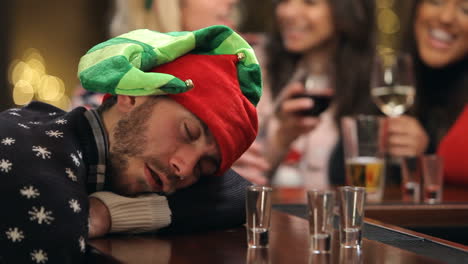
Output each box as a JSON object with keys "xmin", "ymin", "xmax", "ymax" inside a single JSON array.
[
  {"xmin": 266, "ymin": 0, "xmax": 377, "ymax": 121},
  {"xmin": 406, "ymin": 0, "xmax": 468, "ymax": 148}
]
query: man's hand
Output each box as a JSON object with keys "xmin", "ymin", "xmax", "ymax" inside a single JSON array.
[{"xmin": 88, "ymin": 197, "xmax": 111, "ymax": 238}]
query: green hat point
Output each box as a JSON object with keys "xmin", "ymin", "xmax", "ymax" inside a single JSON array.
[{"xmin": 78, "ymin": 25, "xmax": 262, "ymax": 106}]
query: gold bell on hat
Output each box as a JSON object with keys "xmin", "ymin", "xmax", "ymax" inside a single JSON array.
[
  {"xmin": 185, "ymin": 79, "xmax": 194, "ymax": 89},
  {"xmin": 237, "ymin": 52, "xmax": 246, "ymax": 61}
]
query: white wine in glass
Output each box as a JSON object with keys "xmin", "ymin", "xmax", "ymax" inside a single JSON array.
[
  {"xmin": 371, "ymin": 53, "xmax": 415, "ymax": 117},
  {"xmin": 371, "ymin": 85, "xmax": 415, "ymax": 117}
]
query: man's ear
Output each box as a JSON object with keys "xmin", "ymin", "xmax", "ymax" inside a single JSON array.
[{"xmin": 115, "ymin": 95, "xmax": 137, "ymax": 113}]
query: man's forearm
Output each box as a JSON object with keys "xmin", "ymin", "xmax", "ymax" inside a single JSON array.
[{"xmin": 88, "ymin": 192, "xmax": 171, "ymax": 236}]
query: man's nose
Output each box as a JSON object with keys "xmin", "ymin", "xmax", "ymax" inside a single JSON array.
[{"xmin": 169, "ymin": 149, "xmax": 198, "ymax": 179}]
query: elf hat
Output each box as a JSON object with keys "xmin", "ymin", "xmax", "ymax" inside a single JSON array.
[{"xmin": 78, "ymin": 25, "xmax": 262, "ymax": 175}]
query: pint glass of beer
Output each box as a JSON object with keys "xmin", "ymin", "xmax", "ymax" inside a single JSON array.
[{"xmin": 341, "ymin": 115, "xmax": 386, "ymax": 203}]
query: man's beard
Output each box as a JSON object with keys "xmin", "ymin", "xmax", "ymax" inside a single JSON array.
[{"xmin": 108, "ymin": 98, "xmax": 158, "ymax": 196}]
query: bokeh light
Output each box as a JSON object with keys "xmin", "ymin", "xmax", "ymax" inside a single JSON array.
[
  {"xmin": 376, "ymin": 0, "xmax": 395, "ymax": 9},
  {"xmin": 37, "ymin": 75, "xmax": 62, "ymax": 101},
  {"xmin": 10, "ymin": 60, "xmax": 27, "ymax": 85},
  {"xmin": 378, "ymin": 9, "xmax": 400, "ymax": 35},
  {"xmin": 13, "ymin": 80, "xmax": 34, "ymax": 105},
  {"xmin": 45, "ymin": 95, "xmax": 71, "ymax": 110},
  {"xmin": 375, "ymin": 0, "xmax": 404, "ymax": 62},
  {"xmin": 8, "ymin": 49, "xmax": 70, "ymax": 109}
]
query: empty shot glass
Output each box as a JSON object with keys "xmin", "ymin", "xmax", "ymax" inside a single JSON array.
[
  {"xmin": 339, "ymin": 186, "xmax": 366, "ymax": 249},
  {"xmin": 246, "ymin": 185, "xmax": 273, "ymax": 248},
  {"xmin": 309, "ymin": 252, "xmax": 331, "ymax": 264},
  {"xmin": 246, "ymin": 248, "xmax": 269, "ymax": 264},
  {"xmin": 307, "ymin": 190, "xmax": 335, "ymax": 254},
  {"xmin": 421, "ymin": 154, "xmax": 444, "ymax": 204},
  {"xmin": 339, "ymin": 247, "xmax": 363, "ymax": 264},
  {"xmin": 401, "ymin": 156, "xmax": 422, "ymax": 203}
]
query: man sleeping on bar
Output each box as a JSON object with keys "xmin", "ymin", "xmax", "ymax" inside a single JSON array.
[{"xmin": 0, "ymin": 25, "xmax": 262, "ymax": 263}]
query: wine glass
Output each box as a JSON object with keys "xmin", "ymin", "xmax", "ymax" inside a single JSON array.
[
  {"xmin": 287, "ymin": 67, "xmax": 335, "ymax": 187},
  {"xmin": 370, "ymin": 52, "xmax": 416, "ymax": 117},
  {"xmin": 371, "ymin": 52, "xmax": 416, "ymax": 179},
  {"xmin": 293, "ymin": 69, "xmax": 334, "ymax": 117}
]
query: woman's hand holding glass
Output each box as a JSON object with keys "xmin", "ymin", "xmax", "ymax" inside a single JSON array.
[
  {"xmin": 274, "ymin": 81, "xmax": 322, "ymax": 148},
  {"xmin": 371, "ymin": 52, "xmax": 428, "ymax": 157},
  {"xmin": 232, "ymin": 81, "xmax": 323, "ymax": 184},
  {"xmin": 370, "ymin": 53, "xmax": 416, "ymax": 118},
  {"xmin": 386, "ymin": 115, "xmax": 429, "ymax": 157}
]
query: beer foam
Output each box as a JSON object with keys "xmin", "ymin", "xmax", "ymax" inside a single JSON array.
[{"xmin": 346, "ymin": 156, "xmax": 383, "ymax": 164}]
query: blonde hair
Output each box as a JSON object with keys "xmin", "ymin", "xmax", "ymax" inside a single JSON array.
[{"xmin": 110, "ymin": 0, "xmax": 182, "ymax": 37}]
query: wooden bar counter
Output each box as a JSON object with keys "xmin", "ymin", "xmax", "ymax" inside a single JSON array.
[
  {"xmin": 89, "ymin": 210, "xmax": 465, "ymax": 263},
  {"xmin": 87, "ymin": 184, "xmax": 468, "ymax": 263},
  {"xmin": 273, "ymin": 184, "xmax": 468, "ymax": 228}
]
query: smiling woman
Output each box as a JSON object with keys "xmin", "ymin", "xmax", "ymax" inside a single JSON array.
[
  {"xmin": 234, "ymin": 0, "xmax": 376, "ymax": 187},
  {"xmin": 407, "ymin": 0, "xmax": 468, "ymax": 184},
  {"xmin": 414, "ymin": 0, "xmax": 468, "ymax": 68}
]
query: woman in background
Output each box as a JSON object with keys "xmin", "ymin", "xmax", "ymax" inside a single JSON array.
[
  {"xmin": 110, "ymin": 0, "xmax": 239, "ymax": 35},
  {"xmin": 408, "ymin": 0, "xmax": 468, "ymax": 185},
  {"xmin": 238, "ymin": 0, "xmax": 434, "ymax": 187},
  {"xmin": 233, "ymin": 0, "xmax": 377, "ymax": 187}
]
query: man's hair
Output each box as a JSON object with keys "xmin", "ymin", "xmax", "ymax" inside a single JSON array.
[
  {"xmin": 96, "ymin": 95, "xmax": 118, "ymax": 115},
  {"xmin": 96, "ymin": 95, "xmax": 165, "ymax": 115}
]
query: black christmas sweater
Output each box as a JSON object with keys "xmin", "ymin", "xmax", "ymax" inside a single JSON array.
[
  {"xmin": 0, "ymin": 101, "xmax": 250, "ymax": 264},
  {"xmin": 0, "ymin": 101, "xmax": 107, "ymax": 263}
]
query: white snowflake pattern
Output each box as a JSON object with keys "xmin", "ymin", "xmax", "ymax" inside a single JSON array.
[
  {"xmin": 55, "ymin": 119, "xmax": 67, "ymax": 125},
  {"xmin": 32, "ymin": 146, "xmax": 52, "ymax": 159},
  {"xmin": 20, "ymin": 185, "xmax": 40, "ymax": 199},
  {"xmin": 69, "ymin": 199, "xmax": 81, "ymax": 213},
  {"xmin": 70, "ymin": 153, "xmax": 80, "ymax": 167},
  {"xmin": 48, "ymin": 112, "xmax": 57, "ymax": 116},
  {"xmin": 1, "ymin": 137, "xmax": 16, "ymax": 145},
  {"xmin": 45, "ymin": 130, "xmax": 64, "ymax": 138},
  {"xmin": 0, "ymin": 159, "xmax": 12, "ymax": 173},
  {"xmin": 28, "ymin": 121, "xmax": 42, "ymax": 125},
  {"xmin": 9, "ymin": 108, "xmax": 20, "ymax": 112},
  {"xmin": 77, "ymin": 151, "xmax": 83, "ymax": 159},
  {"xmin": 31, "ymin": 249, "xmax": 48, "ymax": 263},
  {"xmin": 28, "ymin": 206, "xmax": 54, "ymax": 225},
  {"xmin": 5, "ymin": 227, "xmax": 24, "ymax": 242},
  {"xmin": 9, "ymin": 112, "xmax": 21, "ymax": 116},
  {"xmin": 17, "ymin": 123, "xmax": 30, "ymax": 129},
  {"xmin": 78, "ymin": 236, "xmax": 86, "ymax": 253},
  {"xmin": 65, "ymin": 168, "xmax": 77, "ymax": 182}
]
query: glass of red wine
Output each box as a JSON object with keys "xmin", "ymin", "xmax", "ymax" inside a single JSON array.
[{"xmin": 293, "ymin": 72, "xmax": 334, "ymax": 116}]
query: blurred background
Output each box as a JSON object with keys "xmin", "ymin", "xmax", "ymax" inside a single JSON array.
[
  {"xmin": 0, "ymin": 0, "xmax": 413, "ymax": 112},
  {"xmin": 0, "ymin": 0, "xmax": 274, "ymax": 111}
]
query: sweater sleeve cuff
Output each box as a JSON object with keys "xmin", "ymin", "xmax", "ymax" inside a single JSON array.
[{"xmin": 89, "ymin": 191, "xmax": 171, "ymax": 234}]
